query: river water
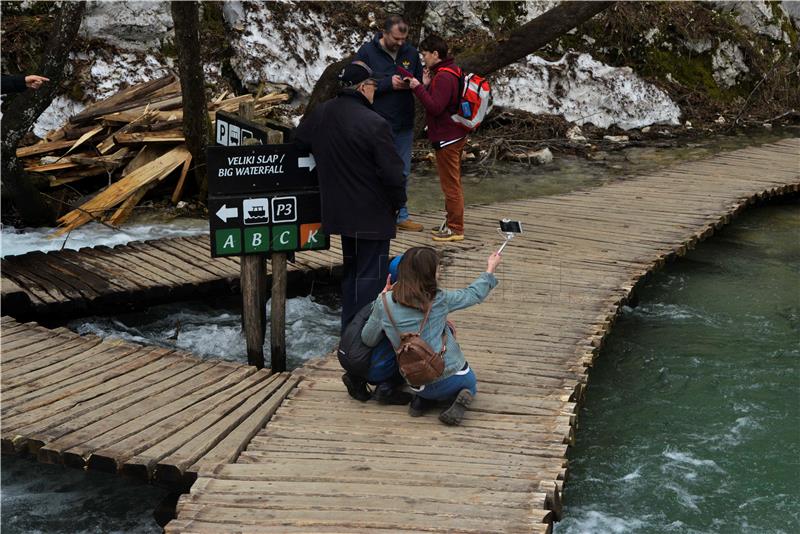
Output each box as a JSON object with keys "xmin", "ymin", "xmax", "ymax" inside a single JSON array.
[
  {"xmin": 556, "ymin": 202, "xmax": 800, "ymax": 534},
  {"xmin": 1, "ymin": 130, "xmax": 797, "ymax": 532}
]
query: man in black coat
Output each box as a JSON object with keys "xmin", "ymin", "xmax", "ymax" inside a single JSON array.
[{"xmin": 295, "ymin": 61, "xmax": 406, "ymax": 332}]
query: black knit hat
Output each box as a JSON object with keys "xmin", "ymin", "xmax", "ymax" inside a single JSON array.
[{"xmin": 339, "ymin": 60, "xmax": 377, "ymax": 87}]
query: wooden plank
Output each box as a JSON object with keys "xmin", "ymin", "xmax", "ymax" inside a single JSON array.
[
  {"xmin": 152, "ymin": 374, "xmax": 290, "ymax": 482},
  {"xmin": 40, "ymin": 362, "xmax": 240, "ymax": 467},
  {"xmin": 2, "ymin": 345, "xmax": 145, "ymax": 420},
  {"xmin": 15, "ymin": 139, "xmax": 76, "ymax": 158},
  {"xmin": 3, "ymin": 348, "xmax": 186, "ymax": 440},
  {"xmin": 55, "ymin": 145, "xmax": 191, "ymax": 234},
  {"xmin": 114, "ymin": 129, "xmax": 185, "ymax": 144},
  {"xmin": 120, "ymin": 369, "xmax": 279, "ymax": 480},
  {"xmin": 170, "ymin": 153, "xmax": 193, "ymax": 204},
  {"xmin": 69, "ymin": 364, "xmax": 258, "ymax": 471},
  {"xmin": 28, "ymin": 359, "xmax": 219, "ymax": 463},
  {"xmin": 163, "ymin": 375, "xmax": 299, "ymax": 482},
  {"xmin": 70, "ymin": 74, "xmax": 178, "ymax": 124}
]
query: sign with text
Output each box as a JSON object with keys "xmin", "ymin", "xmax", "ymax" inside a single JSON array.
[
  {"xmin": 208, "ymin": 192, "xmax": 327, "ymax": 257},
  {"xmin": 207, "ymin": 144, "xmax": 318, "ymax": 195},
  {"xmin": 207, "ymin": 134, "xmax": 327, "ymax": 257}
]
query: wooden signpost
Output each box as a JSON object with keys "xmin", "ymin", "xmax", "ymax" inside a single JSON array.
[{"xmin": 207, "ymin": 106, "xmax": 327, "ymax": 371}]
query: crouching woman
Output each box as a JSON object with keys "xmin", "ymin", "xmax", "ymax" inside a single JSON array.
[{"xmin": 361, "ymin": 246, "xmax": 502, "ymax": 425}]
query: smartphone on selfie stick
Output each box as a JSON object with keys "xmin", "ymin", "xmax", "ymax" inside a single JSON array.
[{"xmin": 497, "ymin": 219, "xmax": 523, "ymax": 254}]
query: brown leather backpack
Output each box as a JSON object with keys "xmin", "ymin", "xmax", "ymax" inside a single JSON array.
[{"xmin": 381, "ymin": 293, "xmax": 446, "ymax": 386}]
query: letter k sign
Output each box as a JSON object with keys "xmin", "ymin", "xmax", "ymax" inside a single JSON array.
[{"xmin": 300, "ymin": 223, "xmax": 326, "ymax": 250}]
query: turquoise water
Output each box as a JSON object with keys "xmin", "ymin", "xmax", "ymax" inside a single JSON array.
[{"xmin": 557, "ymin": 202, "xmax": 800, "ymax": 533}]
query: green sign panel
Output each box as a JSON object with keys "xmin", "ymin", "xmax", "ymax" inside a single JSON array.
[
  {"xmin": 244, "ymin": 227, "xmax": 270, "ymax": 253},
  {"xmin": 215, "ymin": 229, "xmax": 242, "ymax": 255}
]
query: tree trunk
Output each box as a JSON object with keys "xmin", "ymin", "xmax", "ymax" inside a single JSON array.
[
  {"xmin": 1, "ymin": 1, "xmax": 86, "ymax": 226},
  {"xmin": 171, "ymin": 0, "xmax": 211, "ymax": 201},
  {"xmin": 459, "ymin": 2, "xmax": 614, "ymax": 75},
  {"xmin": 404, "ymin": 1, "xmax": 428, "ymax": 47}
]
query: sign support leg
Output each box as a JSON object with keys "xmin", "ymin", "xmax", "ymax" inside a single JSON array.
[
  {"xmin": 270, "ymin": 252, "xmax": 287, "ymax": 372},
  {"xmin": 242, "ymin": 255, "xmax": 267, "ymax": 368},
  {"xmin": 239, "ymin": 102, "xmax": 267, "ymax": 369}
]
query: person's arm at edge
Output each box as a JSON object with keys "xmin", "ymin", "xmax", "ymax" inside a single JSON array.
[{"xmin": 1, "ymin": 75, "xmax": 26, "ymax": 94}]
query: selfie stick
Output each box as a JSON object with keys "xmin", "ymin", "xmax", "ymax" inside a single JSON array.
[{"xmin": 496, "ymin": 229, "xmax": 515, "ymax": 255}]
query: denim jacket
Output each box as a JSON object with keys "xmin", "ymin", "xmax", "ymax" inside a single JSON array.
[{"xmin": 361, "ymin": 272, "xmax": 498, "ymax": 381}]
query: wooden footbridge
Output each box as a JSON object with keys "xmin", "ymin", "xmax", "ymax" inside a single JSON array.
[{"xmin": 1, "ymin": 139, "xmax": 797, "ymax": 533}]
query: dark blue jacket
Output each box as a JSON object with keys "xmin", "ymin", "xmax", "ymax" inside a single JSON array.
[
  {"xmin": 356, "ymin": 33, "xmax": 423, "ymax": 132},
  {"xmin": 294, "ymin": 90, "xmax": 406, "ymax": 241}
]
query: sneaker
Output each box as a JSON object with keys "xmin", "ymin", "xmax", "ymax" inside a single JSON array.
[
  {"xmin": 341, "ymin": 373, "xmax": 371, "ymax": 402},
  {"xmin": 396, "ymin": 219, "xmax": 424, "ymax": 232},
  {"xmin": 438, "ymin": 388, "xmax": 474, "ymax": 426},
  {"xmin": 408, "ymin": 395, "xmax": 436, "ymax": 417},
  {"xmin": 431, "ymin": 227, "xmax": 464, "ymax": 242},
  {"xmin": 374, "ymin": 382, "xmax": 412, "ymax": 405}
]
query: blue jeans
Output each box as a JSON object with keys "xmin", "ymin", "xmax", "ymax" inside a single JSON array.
[
  {"xmin": 366, "ymin": 337, "xmax": 398, "ymax": 384},
  {"xmin": 392, "ymin": 129, "xmax": 413, "ymax": 222},
  {"xmin": 410, "ymin": 365, "xmax": 477, "ymax": 400}
]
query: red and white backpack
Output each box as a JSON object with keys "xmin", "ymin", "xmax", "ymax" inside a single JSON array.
[{"xmin": 440, "ymin": 66, "xmax": 493, "ymax": 132}]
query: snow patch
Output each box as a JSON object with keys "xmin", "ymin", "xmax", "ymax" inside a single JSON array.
[
  {"xmin": 33, "ymin": 96, "xmax": 86, "ymax": 139},
  {"xmin": 712, "ymin": 41, "xmax": 750, "ymax": 88},
  {"xmin": 520, "ymin": 1, "xmax": 561, "ymax": 21},
  {"xmin": 424, "ymin": 1, "xmax": 492, "ymax": 38},
  {"xmin": 228, "ymin": 2, "xmax": 370, "ymax": 96},
  {"xmin": 89, "ymin": 53, "xmax": 172, "ymax": 100},
  {"xmin": 493, "ymin": 53, "xmax": 681, "ymax": 130},
  {"xmin": 81, "ymin": 0, "xmax": 173, "ymax": 50}
]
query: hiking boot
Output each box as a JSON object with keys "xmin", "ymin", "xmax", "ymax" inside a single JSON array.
[
  {"xmin": 438, "ymin": 389, "xmax": 474, "ymax": 426},
  {"xmin": 341, "ymin": 373, "xmax": 370, "ymax": 402},
  {"xmin": 408, "ymin": 395, "xmax": 436, "ymax": 417},
  {"xmin": 374, "ymin": 382, "xmax": 412, "ymax": 405},
  {"xmin": 432, "ymin": 226, "xmax": 464, "ymax": 242},
  {"xmin": 397, "ymin": 219, "xmax": 424, "ymax": 232}
]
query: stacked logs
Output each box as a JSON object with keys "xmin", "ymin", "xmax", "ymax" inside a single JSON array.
[{"xmin": 15, "ymin": 73, "xmax": 289, "ymax": 234}]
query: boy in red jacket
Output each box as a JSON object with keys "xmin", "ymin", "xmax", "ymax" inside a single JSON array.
[{"xmin": 408, "ymin": 35, "xmax": 466, "ymax": 242}]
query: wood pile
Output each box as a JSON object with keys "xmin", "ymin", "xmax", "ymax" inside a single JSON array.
[{"xmin": 14, "ymin": 73, "xmax": 289, "ymax": 234}]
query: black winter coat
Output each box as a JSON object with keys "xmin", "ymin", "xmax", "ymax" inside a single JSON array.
[
  {"xmin": 1, "ymin": 75, "xmax": 27, "ymax": 94},
  {"xmin": 294, "ymin": 90, "xmax": 406, "ymax": 241}
]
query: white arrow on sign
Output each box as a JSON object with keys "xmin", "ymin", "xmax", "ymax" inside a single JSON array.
[
  {"xmin": 216, "ymin": 204, "xmax": 239, "ymax": 222},
  {"xmin": 298, "ymin": 154, "xmax": 316, "ymax": 171}
]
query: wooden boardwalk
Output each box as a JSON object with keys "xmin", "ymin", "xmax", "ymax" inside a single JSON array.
[
  {"xmin": 0, "ymin": 316, "xmax": 298, "ymax": 485},
  {"xmin": 163, "ymin": 139, "xmax": 798, "ymax": 533},
  {"xmin": 0, "ymin": 139, "xmax": 796, "ymax": 532}
]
